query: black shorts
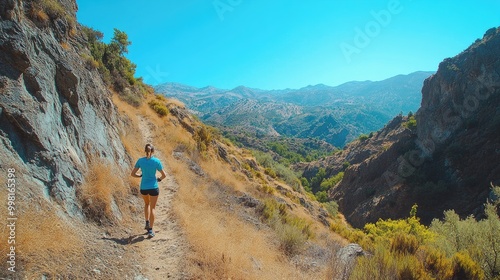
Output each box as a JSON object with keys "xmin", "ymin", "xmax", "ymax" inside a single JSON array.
[{"xmin": 140, "ymin": 188, "xmax": 159, "ymax": 196}]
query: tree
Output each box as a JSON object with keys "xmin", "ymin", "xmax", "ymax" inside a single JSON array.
[{"xmin": 110, "ymin": 28, "xmax": 131, "ymax": 55}]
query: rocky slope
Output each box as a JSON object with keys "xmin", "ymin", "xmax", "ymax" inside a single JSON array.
[
  {"xmin": 0, "ymin": 0, "xmax": 128, "ymax": 215},
  {"xmin": 300, "ymin": 27, "xmax": 500, "ymax": 228},
  {"xmin": 156, "ymin": 71, "xmax": 433, "ymax": 147}
]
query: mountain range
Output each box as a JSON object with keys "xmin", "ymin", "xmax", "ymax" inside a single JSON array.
[{"xmin": 155, "ymin": 71, "xmax": 434, "ymax": 147}]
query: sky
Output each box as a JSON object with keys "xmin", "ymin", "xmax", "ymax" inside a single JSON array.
[{"xmin": 76, "ymin": 0, "xmax": 500, "ymax": 90}]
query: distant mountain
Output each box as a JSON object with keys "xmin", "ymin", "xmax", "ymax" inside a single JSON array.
[{"xmin": 155, "ymin": 71, "xmax": 434, "ymax": 147}]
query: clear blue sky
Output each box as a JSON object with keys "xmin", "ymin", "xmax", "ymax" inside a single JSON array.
[{"xmin": 77, "ymin": 0, "xmax": 500, "ymax": 90}]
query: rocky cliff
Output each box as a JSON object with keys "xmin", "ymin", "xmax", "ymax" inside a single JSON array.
[
  {"xmin": 300, "ymin": 27, "xmax": 500, "ymax": 228},
  {"xmin": 0, "ymin": 0, "xmax": 128, "ymax": 215}
]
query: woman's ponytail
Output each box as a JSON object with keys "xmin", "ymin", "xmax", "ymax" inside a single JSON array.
[{"xmin": 145, "ymin": 144, "xmax": 155, "ymax": 158}]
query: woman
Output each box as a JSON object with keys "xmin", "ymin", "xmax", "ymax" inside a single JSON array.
[{"xmin": 131, "ymin": 144, "xmax": 166, "ymax": 238}]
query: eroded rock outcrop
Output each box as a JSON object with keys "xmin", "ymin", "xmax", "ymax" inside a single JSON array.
[{"xmin": 0, "ymin": 0, "xmax": 128, "ymax": 215}]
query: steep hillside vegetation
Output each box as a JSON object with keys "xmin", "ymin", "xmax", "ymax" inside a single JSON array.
[
  {"xmin": 300, "ymin": 27, "xmax": 500, "ymax": 228},
  {"xmin": 156, "ymin": 71, "xmax": 433, "ymax": 147}
]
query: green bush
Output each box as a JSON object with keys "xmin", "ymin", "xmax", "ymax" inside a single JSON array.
[
  {"xmin": 264, "ymin": 167, "xmax": 277, "ymax": 178},
  {"xmin": 428, "ymin": 186, "xmax": 500, "ymax": 278},
  {"xmin": 258, "ymin": 199, "xmax": 312, "ymax": 256},
  {"xmin": 315, "ymin": 191, "xmax": 328, "ymax": 203},
  {"xmin": 342, "ymin": 161, "xmax": 351, "ymax": 170},
  {"xmin": 148, "ymin": 99, "xmax": 168, "ymax": 116},
  {"xmin": 275, "ymin": 222, "xmax": 307, "ymax": 256},
  {"xmin": 323, "ymin": 201, "xmax": 339, "ymax": 218},
  {"xmin": 404, "ymin": 115, "xmax": 417, "ymax": 130},
  {"xmin": 252, "ymin": 150, "xmax": 301, "ymax": 190},
  {"xmin": 320, "ymin": 172, "xmax": 344, "ymax": 192},
  {"xmin": 358, "ymin": 134, "xmax": 369, "ymax": 141}
]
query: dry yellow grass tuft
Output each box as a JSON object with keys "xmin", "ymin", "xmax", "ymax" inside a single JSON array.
[
  {"xmin": 77, "ymin": 159, "xmax": 129, "ymax": 223},
  {"xmin": 60, "ymin": 41, "xmax": 70, "ymax": 50},
  {"xmin": 30, "ymin": 7, "xmax": 49, "ymax": 25}
]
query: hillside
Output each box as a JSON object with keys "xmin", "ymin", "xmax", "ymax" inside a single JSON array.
[
  {"xmin": 155, "ymin": 71, "xmax": 433, "ymax": 147},
  {"xmin": 299, "ymin": 27, "xmax": 500, "ymax": 228}
]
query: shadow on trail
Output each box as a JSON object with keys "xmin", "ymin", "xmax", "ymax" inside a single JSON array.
[{"xmin": 102, "ymin": 231, "xmax": 160, "ymax": 245}]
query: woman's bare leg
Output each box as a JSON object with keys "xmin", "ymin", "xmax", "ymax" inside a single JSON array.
[
  {"xmin": 142, "ymin": 195, "xmax": 150, "ymax": 222},
  {"xmin": 149, "ymin": 195, "xmax": 159, "ymax": 229}
]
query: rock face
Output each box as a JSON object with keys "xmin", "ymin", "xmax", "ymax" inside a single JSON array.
[
  {"xmin": 301, "ymin": 27, "xmax": 500, "ymax": 228},
  {"xmin": 0, "ymin": 0, "xmax": 128, "ymax": 215}
]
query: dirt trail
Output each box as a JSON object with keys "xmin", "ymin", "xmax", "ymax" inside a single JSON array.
[{"xmin": 132, "ymin": 116, "xmax": 187, "ymax": 279}]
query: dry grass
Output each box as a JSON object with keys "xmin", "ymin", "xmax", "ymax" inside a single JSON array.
[
  {"xmin": 200, "ymin": 158, "xmax": 248, "ymax": 193},
  {"xmin": 0, "ymin": 168, "xmax": 85, "ymax": 278},
  {"xmin": 174, "ymin": 175, "xmax": 311, "ymax": 279},
  {"xmin": 29, "ymin": 7, "xmax": 49, "ymax": 25},
  {"xmin": 60, "ymin": 41, "xmax": 70, "ymax": 50},
  {"xmin": 15, "ymin": 203, "xmax": 85, "ymax": 278},
  {"xmin": 77, "ymin": 159, "xmax": 130, "ymax": 224}
]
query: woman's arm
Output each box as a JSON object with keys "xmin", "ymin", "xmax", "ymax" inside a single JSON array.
[
  {"xmin": 131, "ymin": 167, "xmax": 142, "ymax": 178},
  {"xmin": 157, "ymin": 170, "xmax": 167, "ymax": 181}
]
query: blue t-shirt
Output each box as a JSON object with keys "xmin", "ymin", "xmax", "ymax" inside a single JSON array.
[{"xmin": 134, "ymin": 157, "xmax": 163, "ymax": 190}]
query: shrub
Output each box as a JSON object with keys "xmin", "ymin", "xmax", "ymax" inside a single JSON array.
[
  {"xmin": 253, "ymin": 150, "xmax": 301, "ymax": 190},
  {"xmin": 30, "ymin": 7, "xmax": 49, "ymax": 25},
  {"xmin": 122, "ymin": 90, "xmax": 142, "ymax": 107},
  {"xmin": 81, "ymin": 53, "xmax": 99, "ymax": 69},
  {"xmin": 275, "ymin": 222, "xmax": 307, "ymax": 256},
  {"xmin": 430, "ymin": 195, "xmax": 500, "ymax": 278},
  {"xmin": 323, "ymin": 201, "xmax": 339, "ymax": 218},
  {"xmin": 404, "ymin": 115, "xmax": 417, "ymax": 130},
  {"xmin": 194, "ymin": 125, "xmax": 212, "ymax": 152},
  {"xmin": 423, "ymin": 246, "xmax": 454, "ymax": 279},
  {"xmin": 260, "ymin": 184, "xmax": 275, "ymax": 194},
  {"xmin": 320, "ymin": 172, "xmax": 344, "ymax": 192},
  {"xmin": 39, "ymin": 0, "xmax": 66, "ymax": 20},
  {"xmin": 364, "ymin": 205, "xmax": 435, "ymax": 243},
  {"xmin": 358, "ymin": 134, "xmax": 369, "ymax": 141},
  {"xmin": 342, "ymin": 161, "xmax": 350, "ymax": 170},
  {"xmin": 390, "ymin": 233, "xmax": 419, "ymax": 255},
  {"xmin": 264, "ymin": 167, "xmax": 277, "ymax": 178},
  {"xmin": 258, "ymin": 199, "xmax": 312, "ymax": 256},
  {"xmin": 148, "ymin": 99, "xmax": 169, "ymax": 117},
  {"xmin": 315, "ymin": 191, "xmax": 328, "ymax": 203},
  {"xmin": 452, "ymin": 251, "xmax": 485, "ymax": 280},
  {"xmin": 77, "ymin": 160, "xmax": 129, "ymax": 224}
]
